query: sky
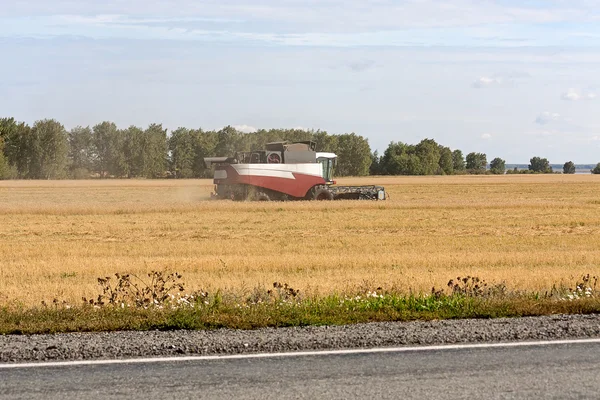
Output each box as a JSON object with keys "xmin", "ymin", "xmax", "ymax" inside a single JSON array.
[{"xmin": 1, "ymin": 1, "xmax": 600, "ymax": 163}]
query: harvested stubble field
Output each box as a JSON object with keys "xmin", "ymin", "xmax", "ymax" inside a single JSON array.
[{"xmin": 1, "ymin": 175, "xmax": 600, "ymax": 308}]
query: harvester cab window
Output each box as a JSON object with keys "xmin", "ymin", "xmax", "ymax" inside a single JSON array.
[{"xmin": 318, "ymin": 157, "xmax": 335, "ymax": 183}]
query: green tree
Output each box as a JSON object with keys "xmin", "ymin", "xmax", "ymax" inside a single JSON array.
[
  {"xmin": 401, "ymin": 152, "xmax": 423, "ymax": 175},
  {"xmin": 249, "ymin": 129, "xmax": 276, "ymax": 151},
  {"xmin": 415, "ymin": 138, "xmax": 441, "ymax": 175},
  {"xmin": 215, "ymin": 126, "xmax": 244, "ymax": 157},
  {"xmin": 28, "ymin": 119, "xmax": 69, "ymax": 179},
  {"xmin": 122, "ymin": 124, "xmax": 166, "ymax": 178},
  {"xmin": 68, "ymin": 126, "xmax": 93, "ymax": 178},
  {"xmin": 438, "ymin": 146, "xmax": 454, "ymax": 175},
  {"xmin": 0, "ymin": 118, "xmax": 17, "ymax": 146},
  {"xmin": 92, "ymin": 122, "xmax": 125, "ymax": 177},
  {"xmin": 0, "ymin": 118, "xmax": 31, "ymax": 177},
  {"xmin": 489, "ymin": 157, "xmax": 506, "ymax": 175},
  {"xmin": 452, "ymin": 149, "xmax": 466, "ymax": 173},
  {"xmin": 563, "ymin": 161, "xmax": 576, "ymax": 174},
  {"xmin": 143, "ymin": 123, "xmax": 167, "ymax": 178},
  {"xmin": 369, "ymin": 151, "xmax": 383, "ymax": 175},
  {"xmin": 381, "ymin": 142, "xmax": 413, "ymax": 175},
  {"xmin": 0, "ymin": 118, "xmax": 17, "ymax": 164},
  {"xmin": 0, "ymin": 122, "xmax": 10, "ymax": 179},
  {"xmin": 120, "ymin": 124, "xmax": 166, "ymax": 178},
  {"xmin": 121, "ymin": 126, "xmax": 145, "ymax": 177},
  {"xmin": 0, "ymin": 139, "xmax": 16, "ymax": 179},
  {"xmin": 281, "ymin": 128, "xmax": 313, "ymax": 144},
  {"xmin": 591, "ymin": 163, "xmax": 600, "ymax": 174},
  {"xmin": 312, "ymin": 130, "xmax": 338, "ymax": 154},
  {"xmin": 168, "ymin": 127, "xmax": 196, "ymax": 178},
  {"xmin": 529, "ymin": 157, "xmax": 552, "ymax": 173},
  {"xmin": 334, "ymin": 133, "xmax": 372, "ymax": 176},
  {"xmin": 193, "ymin": 129, "xmax": 218, "ymax": 177},
  {"xmin": 381, "ymin": 140, "xmax": 456, "ymax": 176},
  {"xmin": 466, "ymin": 152, "xmax": 487, "ymax": 173}
]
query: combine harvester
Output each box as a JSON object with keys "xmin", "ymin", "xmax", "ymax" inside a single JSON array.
[{"xmin": 204, "ymin": 141, "xmax": 386, "ymax": 201}]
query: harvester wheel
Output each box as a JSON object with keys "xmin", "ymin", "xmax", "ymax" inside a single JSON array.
[
  {"xmin": 256, "ymin": 192, "xmax": 271, "ymax": 201},
  {"xmin": 232, "ymin": 192, "xmax": 245, "ymax": 201},
  {"xmin": 313, "ymin": 187, "xmax": 334, "ymax": 201}
]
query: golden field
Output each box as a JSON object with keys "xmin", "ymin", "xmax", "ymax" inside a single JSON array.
[{"xmin": 1, "ymin": 175, "xmax": 599, "ymax": 307}]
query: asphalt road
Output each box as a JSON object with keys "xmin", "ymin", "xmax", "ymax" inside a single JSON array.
[{"xmin": 1, "ymin": 340, "xmax": 599, "ymax": 399}]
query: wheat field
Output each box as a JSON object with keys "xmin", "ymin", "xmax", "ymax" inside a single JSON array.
[{"xmin": 1, "ymin": 175, "xmax": 599, "ymax": 306}]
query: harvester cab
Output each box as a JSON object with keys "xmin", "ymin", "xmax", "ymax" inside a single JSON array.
[{"xmin": 316, "ymin": 152, "xmax": 337, "ymax": 184}]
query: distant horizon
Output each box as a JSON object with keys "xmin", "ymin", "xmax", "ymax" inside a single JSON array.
[{"xmin": 505, "ymin": 163, "xmax": 598, "ymax": 169}]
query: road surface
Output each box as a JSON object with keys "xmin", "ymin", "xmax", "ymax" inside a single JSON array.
[{"xmin": 2, "ymin": 340, "xmax": 599, "ymax": 399}]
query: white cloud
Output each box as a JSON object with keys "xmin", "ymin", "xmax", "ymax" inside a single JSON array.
[
  {"xmin": 481, "ymin": 133, "xmax": 492, "ymax": 139},
  {"xmin": 561, "ymin": 88, "xmax": 597, "ymax": 101},
  {"xmin": 471, "ymin": 72, "xmax": 530, "ymax": 88},
  {"xmin": 473, "ymin": 76, "xmax": 502, "ymax": 88},
  {"xmin": 535, "ymin": 112, "xmax": 561, "ymax": 125},
  {"xmin": 562, "ymin": 90, "xmax": 581, "ymax": 101},
  {"xmin": 232, "ymin": 124, "xmax": 258, "ymax": 133}
]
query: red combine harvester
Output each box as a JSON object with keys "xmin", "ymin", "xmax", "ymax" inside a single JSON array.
[{"xmin": 204, "ymin": 141, "xmax": 386, "ymax": 201}]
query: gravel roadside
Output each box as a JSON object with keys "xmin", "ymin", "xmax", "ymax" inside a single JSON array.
[{"xmin": 1, "ymin": 314, "xmax": 600, "ymax": 363}]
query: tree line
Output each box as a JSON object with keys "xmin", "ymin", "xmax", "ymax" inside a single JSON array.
[
  {"xmin": 369, "ymin": 140, "xmax": 500, "ymax": 175},
  {"xmin": 0, "ymin": 118, "xmax": 372, "ymax": 179},
  {"xmin": 1, "ymin": 117, "xmax": 599, "ymax": 179}
]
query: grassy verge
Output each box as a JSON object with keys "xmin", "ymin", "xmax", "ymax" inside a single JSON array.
[
  {"xmin": 2, "ymin": 294, "xmax": 600, "ymax": 335},
  {"xmin": 1, "ymin": 273, "xmax": 598, "ymax": 335}
]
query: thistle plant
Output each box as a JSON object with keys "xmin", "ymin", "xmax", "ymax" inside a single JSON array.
[{"xmin": 83, "ymin": 271, "xmax": 187, "ymax": 308}]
